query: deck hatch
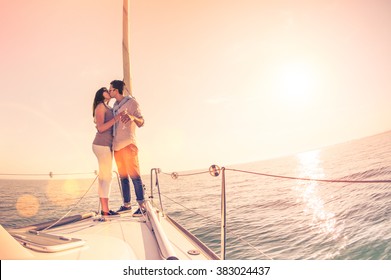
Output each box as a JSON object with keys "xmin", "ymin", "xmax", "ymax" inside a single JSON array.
[{"xmin": 11, "ymin": 231, "xmax": 85, "ymax": 253}]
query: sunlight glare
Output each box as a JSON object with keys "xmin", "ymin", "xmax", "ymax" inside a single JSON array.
[
  {"xmin": 45, "ymin": 179, "xmax": 83, "ymax": 207},
  {"xmin": 277, "ymin": 62, "xmax": 316, "ymax": 105}
]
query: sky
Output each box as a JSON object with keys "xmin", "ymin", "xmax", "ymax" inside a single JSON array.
[{"xmin": 1, "ymin": 0, "xmax": 391, "ymax": 177}]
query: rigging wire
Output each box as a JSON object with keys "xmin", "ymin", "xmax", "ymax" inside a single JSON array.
[
  {"xmin": 0, "ymin": 171, "xmax": 97, "ymax": 178},
  {"xmin": 160, "ymin": 192, "xmax": 274, "ymax": 260},
  {"xmin": 4, "ymin": 166, "xmax": 390, "ymax": 184},
  {"xmin": 225, "ymin": 168, "xmax": 391, "ymax": 184},
  {"xmin": 163, "ymin": 167, "xmax": 391, "ymax": 184},
  {"xmin": 39, "ymin": 175, "xmax": 99, "ymax": 232},
  {"xmin": 4, "ymin": 165, "xmax": 390, "ymax": 258},
  {"xmin": 158, "ymin": 165, "xmax": 391, "ymax": 259},
  {"xmin": 161, "ymin": 171, "xmax": 209, "ymax": 176}
]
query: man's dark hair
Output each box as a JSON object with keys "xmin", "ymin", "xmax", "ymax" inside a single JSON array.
[{"xmin": 110, "ymin": 80, "xmax": 125, "ymax": 95}]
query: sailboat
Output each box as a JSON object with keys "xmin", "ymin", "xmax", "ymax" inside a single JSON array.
[
  {"xmin": 0, "ymin": 0, "xmax": 220, "ymax": 260},
  {"xmin": 0, "ymin": 176, "xmax": 219, "ymax": 260}
]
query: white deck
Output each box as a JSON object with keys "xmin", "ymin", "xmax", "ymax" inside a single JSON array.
[{"xmin": 1, "ymin": 202, "xmax": 219, "ymax": 260}]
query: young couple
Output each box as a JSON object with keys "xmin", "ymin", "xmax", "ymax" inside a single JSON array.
[{"xmin": 92, "ymin": 80, "xmax": 145, "ymax": 217}]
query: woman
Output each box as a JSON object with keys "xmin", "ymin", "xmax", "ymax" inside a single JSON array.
[{"xmin": 92, "ymin": 87, "xmax": 121, "ymax": 216}]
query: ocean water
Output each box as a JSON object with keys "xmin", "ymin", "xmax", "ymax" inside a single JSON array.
[{"xmin": 1, "ymin": 131, "xmax": 391, "ymax": 260}]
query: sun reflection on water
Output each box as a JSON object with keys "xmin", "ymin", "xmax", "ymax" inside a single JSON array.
[{"xmin": 295, "ymin": 150, "xmax": 341, "ymax": 239}]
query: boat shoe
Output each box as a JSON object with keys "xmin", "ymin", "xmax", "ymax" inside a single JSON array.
[
  {"xmin": 132, "ymin": 208, "xmax": 146, "ymax": 217},
  {"xmin": 117, "ymin": 205, "xmax": 132, "ymax": 213},
  {"xmin": 101, "ymin": 210, "xmax": 119, "ymax": 216}
]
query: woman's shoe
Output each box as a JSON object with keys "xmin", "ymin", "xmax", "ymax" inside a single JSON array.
[{"xmin": 101, "ymin": 210, "xmax": 119, "ymax": 216}]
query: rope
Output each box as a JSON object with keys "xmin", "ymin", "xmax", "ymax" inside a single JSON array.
[
  {"xmin": 224, "ymin": 168, "xmax": 391, "ymax": 184},
  {"xmin": 4, "ymin": 166, "xmax": 389, "ymax": 184},
  {"xmin": 40, "ymin": 175, "xmax": 99, "ymax": 232},
  {"xmin": 4, "ymin": 165, "xmax": 389, "ymax": 258},
  {"xmin": 162, "ymin": 167, "xmax": 391, "ymax": 184},
  {"xmin": 159, "ymin": 165, "xmax": 391, "ymax": 259},
  {"xmin": 0, "ymin": 171, "xmax": 97, "ymax": 178},
  {"xmin": 161, "ymin": 170, "xmax": 210, "ymax": 177}
]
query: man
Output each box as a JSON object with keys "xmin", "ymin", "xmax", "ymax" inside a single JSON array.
[{"xmin": 109, "ymin": 80, "xmax": 145, "ymax": 216}]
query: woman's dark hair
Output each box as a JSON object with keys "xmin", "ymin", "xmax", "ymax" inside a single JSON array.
[
  {"xmin": 110, "ymin": 80, "xmax": 125, "ymax": 95},
  {"xmin": 92, "ymin": 87, "xmax": 108, "ymax": 117}
]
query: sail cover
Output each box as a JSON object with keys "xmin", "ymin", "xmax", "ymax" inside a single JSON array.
[{"xmin": 122, "ymin": 0, "xmax": 132, "ymax": 96}]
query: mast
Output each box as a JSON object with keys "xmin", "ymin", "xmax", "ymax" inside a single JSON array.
[{"xmin": 122, "ymin": 0, "xmax": 132, "ymax": 96}]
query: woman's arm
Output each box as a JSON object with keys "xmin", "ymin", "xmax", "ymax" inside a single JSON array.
[{"xmin": 95, "ymin": 104, "xmax": 120, "ymax": 133}]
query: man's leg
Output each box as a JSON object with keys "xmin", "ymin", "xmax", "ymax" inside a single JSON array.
[
  {"xmin": 121, "ymin": 177, "xmax": 131, "ymax": 206},
  {"xmin": 131, "ymin": 177, "xmax": 144, "ymax": 203},
  {"xmin": 125, "ymin": 144, "xmax": 145, "ymax": 204},
  {"xmin": 114, "ymin": 148, "xmax": 131, "ymax": 207}
]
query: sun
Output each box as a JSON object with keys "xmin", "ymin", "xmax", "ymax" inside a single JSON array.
[{"xmin": 276, "ymin": 62, "xmax": 316, "ymax": 105}]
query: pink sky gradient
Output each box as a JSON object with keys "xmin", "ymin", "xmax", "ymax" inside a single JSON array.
[{"xmin": 1, "ymin": 0, "xmax": 391, "ymax": 176}]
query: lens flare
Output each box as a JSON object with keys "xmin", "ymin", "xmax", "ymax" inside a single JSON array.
[
  {"xmin": 16, "ymin": 194, "xmax": 40, "ymax": 217},
  {"xmin": 45, "ymin": 179, "xmax": 83, "ymax": 207}
]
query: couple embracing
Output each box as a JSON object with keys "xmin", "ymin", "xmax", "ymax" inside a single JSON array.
[{"xmin": 92, "ymin": 80, "xmax": 145, "ymax": 217}]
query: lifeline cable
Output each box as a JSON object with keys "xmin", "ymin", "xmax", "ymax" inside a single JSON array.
[
  {"xmin": 160, "ymin": 192, "xmax": 274, "ymax": 260},
  {"xmin": 162, "ymin": 167, "xmax": 391, "ymax": 184},
  {"xmin": 225, "ymin": 168, "xmax": 391, "ymax": 184},
  {"xmin": 0, "ymin": 171, "xmax": 97, "ymax": 178}
]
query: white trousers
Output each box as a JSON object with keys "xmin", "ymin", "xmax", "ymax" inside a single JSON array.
[{"xmin": 92, "ymin": 144, "xmax": 113, "ymax": 198}]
